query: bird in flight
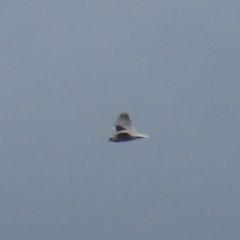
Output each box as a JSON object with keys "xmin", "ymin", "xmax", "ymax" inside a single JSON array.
[{"xmin": 109, "ymin": 113, "xmax": 149, "ymax": 142}]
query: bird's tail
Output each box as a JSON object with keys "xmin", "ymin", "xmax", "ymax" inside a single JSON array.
[{"xmin": 137, "ymin": 134, "xmax": 149, "ymax": 139}]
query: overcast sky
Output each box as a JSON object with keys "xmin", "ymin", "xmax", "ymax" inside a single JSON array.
[{"xmin": 1, "ymin": 1, "xmax": 240, "ymax": 240}]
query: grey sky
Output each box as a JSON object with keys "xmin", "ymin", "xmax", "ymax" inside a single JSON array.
[{"xmin": 1, "ymin": 1, "xmax": 240, "ymax": 239}]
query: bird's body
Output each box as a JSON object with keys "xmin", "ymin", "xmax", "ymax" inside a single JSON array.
[{"xmin": 109, "ymin": 113, "xmax": 149, "ymax": 142}]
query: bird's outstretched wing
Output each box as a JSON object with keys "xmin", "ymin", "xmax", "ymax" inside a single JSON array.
[{"xmin": 114, "ymin": 113, "xmax": 136, "ymax": 133}]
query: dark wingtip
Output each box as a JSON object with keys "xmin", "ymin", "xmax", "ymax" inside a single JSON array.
[{"xmin": 120, "ymin": 112, "xmax": 128, "ymax": 115}]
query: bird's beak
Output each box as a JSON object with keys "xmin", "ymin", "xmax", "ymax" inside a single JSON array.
[{"xmin": 109, "ymin": 137, "xmax": 112, "ymax": 141}]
